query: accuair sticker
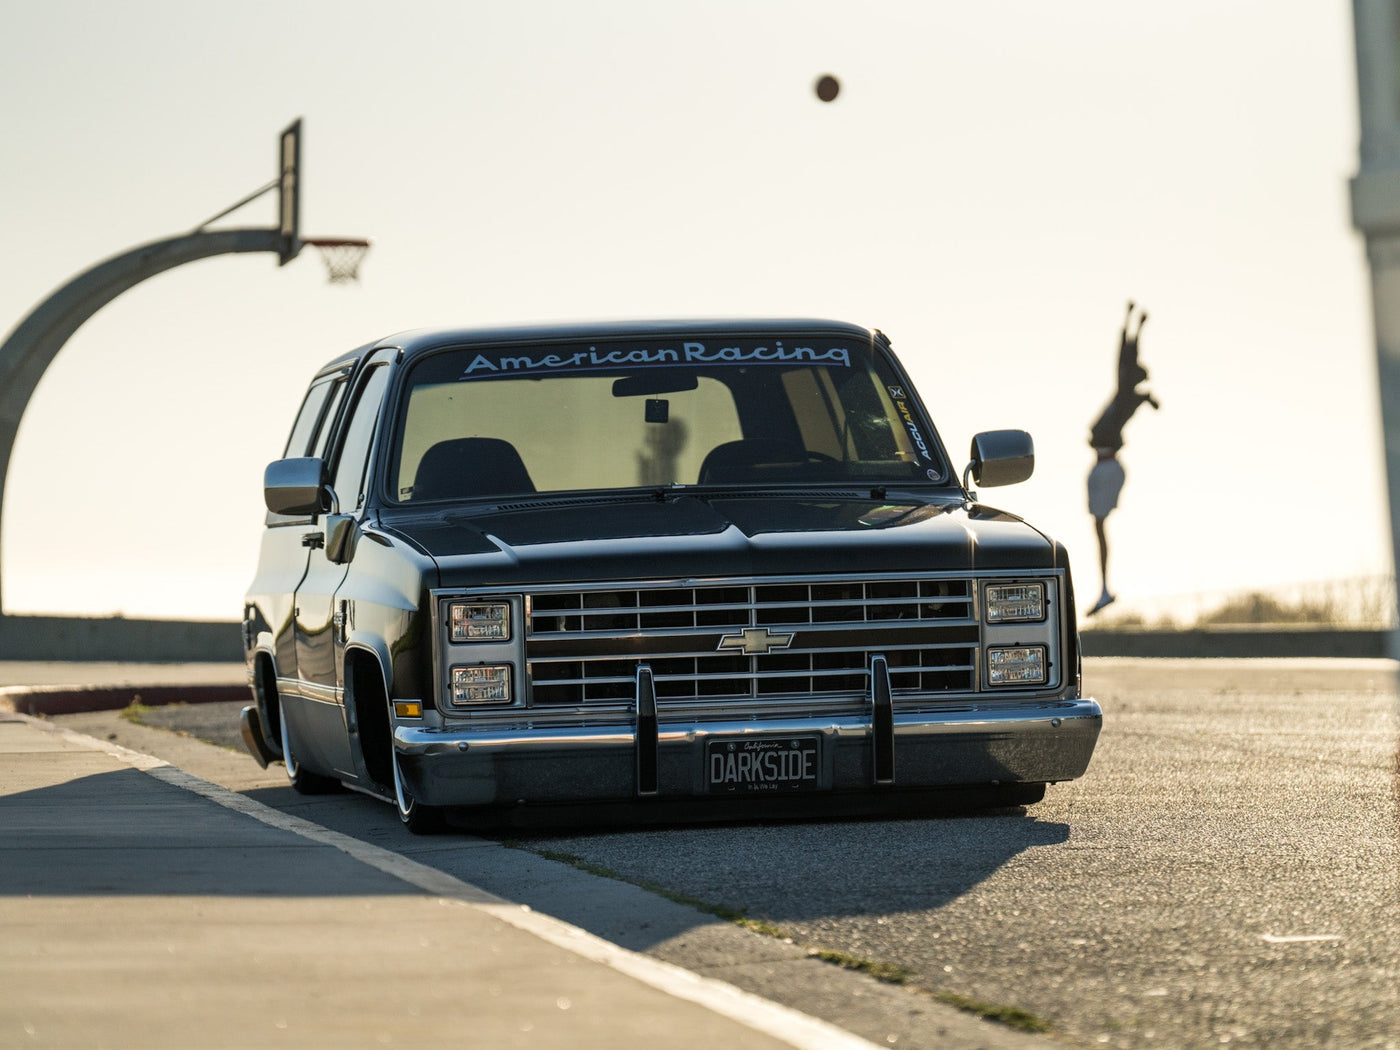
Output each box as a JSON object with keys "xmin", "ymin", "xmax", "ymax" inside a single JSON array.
[{"xmin": 887, "ymin": 385, "xmax": 940, "ymax": 478}]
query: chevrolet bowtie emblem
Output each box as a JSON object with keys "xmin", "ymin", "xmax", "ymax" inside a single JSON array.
[{"xmin": 717, "ymin": 627, "xmax": 795, "ymax": 655}]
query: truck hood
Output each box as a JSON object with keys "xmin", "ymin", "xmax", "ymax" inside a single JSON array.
[{"xmin": 378, "ymin": 492, "xmax": 1062, "ymax": 587}]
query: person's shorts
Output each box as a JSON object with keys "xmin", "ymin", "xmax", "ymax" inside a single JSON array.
[{"xmin": 1087, "ymin": 457, "xmax": 1125, "ymax": 518}]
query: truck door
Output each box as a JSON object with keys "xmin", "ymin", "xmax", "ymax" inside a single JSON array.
[
  {"xmin": 291, "ymin": 362, "xmax": 390, "ymax": 778},
  {"xmin": 246, "ymin": 370, "xmax": 349, "ymax": 683}
]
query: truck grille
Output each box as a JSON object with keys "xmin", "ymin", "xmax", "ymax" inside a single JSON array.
[{"xmin": 526, "ymin": 577, "xmax": 978, "ymax": 707}]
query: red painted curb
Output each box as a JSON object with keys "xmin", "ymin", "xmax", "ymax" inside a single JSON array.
[{"xmin": 0, "ymin": 684, "xmax": 248, "ymax": 717}]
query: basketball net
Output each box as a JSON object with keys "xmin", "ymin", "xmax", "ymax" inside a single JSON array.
[{"xmin": 304, "ymin": 238, "xmax": 370, "ymax": 283}]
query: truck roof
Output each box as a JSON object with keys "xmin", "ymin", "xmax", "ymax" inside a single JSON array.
[{"xmin": 371, "ymin": 317, "xmax": 881, "ymax": 360}]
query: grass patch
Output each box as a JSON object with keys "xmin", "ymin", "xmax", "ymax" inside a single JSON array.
[
  {"xmin": 524, "ymin": 846, "xmax": 785, "ymax": 937},
  {"xmin": 119, "ymin": 698, "xmax": 152, "ymax": 724},
  {"xmin": 808, "ymin": 948, "xmax": 913, "ymax": 984},
  {"xmin": 117, "ymin": 699, "xmax": 222, "ymax": 746},
  {"xmin": 933, "ymin": 991, "xmax": 1052, "ymax": 1033}
]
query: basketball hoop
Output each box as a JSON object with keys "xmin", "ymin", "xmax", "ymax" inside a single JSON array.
[{"xmin": 303, "ymin": 237, "xmax": 370, "ymax": 284}]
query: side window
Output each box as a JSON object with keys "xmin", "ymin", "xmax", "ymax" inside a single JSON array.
[
  {"xmin": 283, "ymin": 378, "xmax": 335, "ymax": 458},
  {"xmin": 266, "ymin": 375, "xmax": 351, "ymax": 526},
  {"xmin": 310, "ymin": 379, "xmax": 348, "ymax": 459},
  {"xmin": 282, "ymin": 372, "xmax": 349, "ymax": 459},
  {"xmin": 329, "ymin": 366, "xmax": 390, "ymax": 511}
]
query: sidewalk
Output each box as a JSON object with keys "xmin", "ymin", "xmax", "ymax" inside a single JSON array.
[
  {"xmin": 0, "ymin": 661, "xmax": 246, "ymax": 715},
  {"xmin": 0, "ymin": 711, "xmax": 871, "ymax": 1050}
]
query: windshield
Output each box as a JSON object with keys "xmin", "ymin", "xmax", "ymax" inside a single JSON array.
[{"xmin": 390, "ymin": 336, "xmax": 948, "ymax": 502}]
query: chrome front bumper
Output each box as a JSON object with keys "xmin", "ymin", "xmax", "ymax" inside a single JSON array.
[{"xmin": 394, "ymin": 696, "xmax": 1102, "ymax": 808}]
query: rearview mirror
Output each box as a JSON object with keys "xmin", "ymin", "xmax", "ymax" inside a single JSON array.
[
  {"xmin": 264, "ymin": 457, "xmax": 327, "ymax": 516},
  {"xmin": 964, "ymin": 430, "xmax": 1034, "ymax": 489},
  {"xmin": 612, "ymin": 372, "xmax": 699, "ymax": 397}
]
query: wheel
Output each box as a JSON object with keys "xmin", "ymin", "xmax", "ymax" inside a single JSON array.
[
  {"xmin": 348, "ymin": 654, "xmax": 447, "ymax": 834},
  {"xmin": 391, "ymin": 745, "xmax": 446, "ymax": 834},
  {"xmin": 279, "ymin": 704, "xmax": 341, "ymax": 795}
]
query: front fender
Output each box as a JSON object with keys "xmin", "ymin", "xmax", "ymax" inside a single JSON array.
[{"xmin": 343, "ymin": 634, "xmax": 395, "ymax": 697}]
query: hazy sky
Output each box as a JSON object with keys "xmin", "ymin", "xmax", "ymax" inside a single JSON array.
[{"xmin": 0, "ymin": 1, "xmax": 1385, "ymax": 621}]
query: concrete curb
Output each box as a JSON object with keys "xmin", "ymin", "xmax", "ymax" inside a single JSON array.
[
  {"xmin": 0, "ymin": 683, "xmax": 246, "ymax": 717},
  {"xmin": 1080, "ymin": 627, "xmax": 1391, "ymax": 659}
]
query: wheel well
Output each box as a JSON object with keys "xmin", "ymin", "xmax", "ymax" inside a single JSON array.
[
  {"xmin": 346, "ymin": 649, "xmax": 393, "ymax": 788},
  {"xmin": 254, "ymin": 653, "xmax": 283, "ymax": 753}
]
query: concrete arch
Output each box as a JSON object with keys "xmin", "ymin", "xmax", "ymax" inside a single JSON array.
[{"xmin": 0, "ymin": 227, "xmax": 281, "ymax": 612}]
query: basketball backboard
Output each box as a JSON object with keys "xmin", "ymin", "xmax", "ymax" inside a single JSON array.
[{"xmin": 277, "ymin": 119, "xmax": 301, "ymax": 265}]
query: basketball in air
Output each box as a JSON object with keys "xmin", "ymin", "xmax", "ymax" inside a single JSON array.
[{"xmin": 815, "ymin": 75, "xmax": 840, "ymax": 102}]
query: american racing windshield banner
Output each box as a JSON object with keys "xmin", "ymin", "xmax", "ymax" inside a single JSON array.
[{"xmin": 450, "ymin": 339, "xmax": 854, "ymax": 379}]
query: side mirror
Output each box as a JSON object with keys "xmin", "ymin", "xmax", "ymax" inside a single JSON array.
[
  {"xmin": 264, "ymin": 457, "xmax": 327, "ymax": 516},
  {"xmin": 964, "ymin": 430, "xmax": 1034, "ymax": 489}
]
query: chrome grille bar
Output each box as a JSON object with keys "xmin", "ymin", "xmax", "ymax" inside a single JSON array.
[
  {"xmin": 530, "ymin": 580, "xmax": 974, "ymax": 633},
  {"xmin": 525, "ymin": 576, "xmax": 978, "ymax": 707}
]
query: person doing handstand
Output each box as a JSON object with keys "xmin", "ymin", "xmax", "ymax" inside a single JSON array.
[{"xmin": 1086, "ymin": 301, "xmax": 1159, "ymax": 615}]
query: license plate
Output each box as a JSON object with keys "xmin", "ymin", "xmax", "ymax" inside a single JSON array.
[{"xmin": 706, "ymin": 736, "xmax": 820, "ymax": 794}]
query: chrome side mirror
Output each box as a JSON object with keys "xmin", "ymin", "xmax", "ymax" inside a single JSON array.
[
  {"xmin": 963, "ymin": 430, "xmax": 1034, "ymax": 490},
  {"xmin": 263, "ymin": 457, "xmax": 328, "ymax": 516}
]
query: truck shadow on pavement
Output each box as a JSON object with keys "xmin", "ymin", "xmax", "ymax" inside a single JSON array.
[
  {"xmin": 506, "ymin": 810, "xmax": 1070, "ymax": 917},
  {"xmin": 472, "ymin": 810, "xmax": 1074, "ymax": 954},
  {"xmin": 235, "ymin": 773, "xmax": 1074, "ymax": 954},
  {"xmin": 205, "ymin": 755, "xmax": 1075, "ymax": 953}
]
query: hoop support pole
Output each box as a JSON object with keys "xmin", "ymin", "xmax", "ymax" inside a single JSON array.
[{"xmin": 0, "ymin": 227, "xmax": 281, "ymax": 612}]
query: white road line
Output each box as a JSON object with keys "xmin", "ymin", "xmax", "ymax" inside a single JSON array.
[
  {"xmin": 33, "ymin": 715, "xmax": 884, "ymax": 1050},
  {"xmin": 1261, "ymin": 934, "xmax": 1343, "ymax": 944}
]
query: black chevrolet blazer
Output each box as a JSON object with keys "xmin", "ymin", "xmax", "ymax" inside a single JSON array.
[{"xmin": 240, "ymin": 318, "xmax": 1101, "ymax": 832}]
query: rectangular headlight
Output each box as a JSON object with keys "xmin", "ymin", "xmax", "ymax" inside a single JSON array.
[
  {"xmin": 450, "ymin": 664, "xmax": 512, "ymax": 705},
  {"xmin": 987, "ymin": 646, "xmax": 1047, "ymax": 686},
  {"xmin": 985, "ymin": 582, "xmax": 1045, "ymax": 623},
  {"xmin": 449, "ymin": 601, "xmax": 511, "ymax": 642}
]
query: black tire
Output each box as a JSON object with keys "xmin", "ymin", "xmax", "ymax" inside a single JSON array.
[
  {"xmin": 279, "ymin": 704, "xmax": 341, "ymax": 795},
  {"xmin": 391, "ymin": 747, "xmax": 446, "ymax": 834},
  {"xmin": 352, "ymin": 656, "xmax": 446, "ymax": 834}
]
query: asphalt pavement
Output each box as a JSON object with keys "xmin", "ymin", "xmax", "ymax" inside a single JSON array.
[
  {"xmin": 6, "ymin": 658, "xmax": 1396, "ymax": 1050},
  {"xmin": 0, "ymin": 662, "xmax": 1047, "ymax": 1050}
]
